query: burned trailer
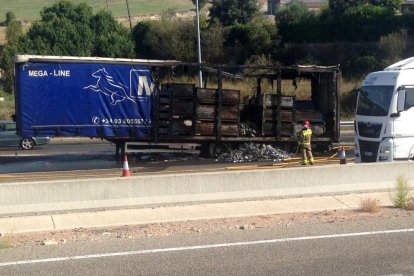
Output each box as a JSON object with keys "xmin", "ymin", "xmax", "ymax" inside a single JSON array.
[
  {"xmin": 14, "ymin": 55, "xmax": 340, "ymax": 157},
  {"xmin": 140, "ymin": 63, "xmax": 341, "ymax": 157}
]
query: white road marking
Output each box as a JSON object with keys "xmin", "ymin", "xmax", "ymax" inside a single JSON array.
[{"xmin": 1, "ymin": 228, "xmax": 414, "ymax": 267}]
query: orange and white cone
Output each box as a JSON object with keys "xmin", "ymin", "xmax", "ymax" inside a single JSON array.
[
  {"xmin": 122, "ymin": 155, "xmax": 131, "ymax": 177},
  {"xmin": 339, "ymin": 146, "xmax": 347, "ymax": 165}
]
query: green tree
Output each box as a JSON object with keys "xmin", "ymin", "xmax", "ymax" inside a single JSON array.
[
  {"xmin": 209, "ymin": 0, "xmax": 259, "ymax": 26},
  {"xmin": 0, "ymin": 0, "xmax": 134, "ymax": 93},
  {"xmin": 90, "ymin": 10, "xmax": 134, "ymax": 58},
  {"xmin": 372, "ymin": 0, "xmax": 403, "ymax": 13},
  {"xmin": 0, "ymin": 42, "xmax": 23, "ymax": 92},
  {"xmin": 246, "ymin": 17, "xmax": 277, "ymax": 56},
  {"xmin": 276, "ymin": 0, "xmax": 317, "ymax": 42},
  {"xmin": 338, "ymin": 4, "xmax": 396, "ymax": 41},
  {"xmin": 133, "ymin": 18, "xmax": 225, "ymax": 63},
  {"xmin": 23, "ymin": 3, "xmax": 95, "ymax": 56},
  {"xmin": 198, "ymin": 13, "xmax": 209, "ymax": 29},
  {"xmin": 343, "ymin": 55, "xmax": 379, "ymax": 80},
  {"xmin": 377, "ymin": 29, "xmax": 407, "ymax": 67},
  {"xmin": 133, "ymin": 20, "xmax": 196, "ymax": 61},
  {"xmin": 18, "ymin": 0, "xmax": 133, "ymax": 56},
  {"xmin": 132, "ymin": 21, "xmax": 153, "ymax": 58},
  {"xmin": 5, "ymin": 17, "xmax": 22, "ymax": 44},
  {"xmin": 226, "ymin": 17, "xmax": 277, "ymax": 63},
  {"xmin": 276, "ymin": 0, "xmax": 312, "ymax": 23},
  {"xmin": 329, "ymin": 0, "xmax": 365, "ymax": 15},
  {"xmin": 4, "ymin": 11, "xmax": 16, "ymax": 26},
  {"xmin": 200, "ymin": 19, "xmax": 225, "ymax": 63},
  {"xmin": 0, "ymin": 14, "xmax": 23, "ymax": 92}
]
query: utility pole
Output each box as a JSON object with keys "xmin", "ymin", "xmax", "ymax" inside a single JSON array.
[
  {"xmin": 125, "ymin": 0, "xmax": 132, "ymax": 31},
  {"xmin": 196, "ymin": 0, "xmax": 203, "ymax": 88}
]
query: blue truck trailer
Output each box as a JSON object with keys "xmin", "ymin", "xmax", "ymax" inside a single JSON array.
[
  {"xmin": 14, "ymin": 55, "xmax": 341, "ymax": 157},
  {"xmin": 15, "ymin": 55, "xmax": 155, "ymax": 139}
]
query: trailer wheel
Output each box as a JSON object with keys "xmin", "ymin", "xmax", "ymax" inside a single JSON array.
[
  {"xmin": 199, "ymin": 142, "xmax": 210, "ymax": 158},
  {"xmin": 282, "ymin": 143, "xmax": 292, "ymax": 153},
  {"xmin": 209, "ymin": 142, "xmax": 230, "ymax": 158},
  {"xmin": 316, "ymin": 143, "xmax": 332, "ymax": 153}
]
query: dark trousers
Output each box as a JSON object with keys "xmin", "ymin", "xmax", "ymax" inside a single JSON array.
[{"xmin": 300, "ymin": 144, "xmax": 314, "ymax": 165}]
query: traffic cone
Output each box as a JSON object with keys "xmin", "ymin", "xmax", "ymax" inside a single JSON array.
[
  {"xmin": 122, "ymin": 155, "xmax": 131, "ymax": 177},
  {"xmin": 339, "ymin": 146, "xmax": 347, "ymax": 165}
]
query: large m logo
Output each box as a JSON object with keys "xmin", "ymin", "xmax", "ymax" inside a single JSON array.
[{"xmin": 130, "ymin": 70, "xmax": 155, "ymax": 99}]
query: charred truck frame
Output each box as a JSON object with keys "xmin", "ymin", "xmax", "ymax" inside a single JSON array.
[{"xmin": 14, "ymin": 55, "xmax": 340, "ymax": 157}]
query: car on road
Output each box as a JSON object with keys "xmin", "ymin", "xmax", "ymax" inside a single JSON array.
[{"xmin": 0, "ymin": 120, "xmax": 50, "ymax": 150}]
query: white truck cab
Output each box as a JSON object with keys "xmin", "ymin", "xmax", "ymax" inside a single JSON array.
[{"xmin": 354, "ymin": 57, "xmax": 414, "ymax": 162}]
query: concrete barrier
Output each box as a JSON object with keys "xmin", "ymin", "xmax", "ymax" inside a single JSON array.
[{"xmin": 1, "ymin": 162, "xmax": 414, "ymax": 216}]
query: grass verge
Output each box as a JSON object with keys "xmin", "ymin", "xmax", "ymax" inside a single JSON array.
[
  {"xmin": 0, "ymin": 91, "xmax": 15, "ymax": 120},
  {"xmin": 0, "ymin": 0, "xmax": 193, "ymax": 21},
  {"xmin": 0, "ymin": 237, "xmax": 12, "ymax": 249}
]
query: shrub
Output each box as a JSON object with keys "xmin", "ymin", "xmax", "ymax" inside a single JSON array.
[
  {"xmin": 360, "ymin": 197, "xmax": 381, "ymax": 213},
  {"xmin": 377, "ymin": 29, "xmax": 408, "ymax": 68},
  {"xmin": 391, "ymin": 175, "xmax": 411, "ymax": 208},
  {"xmin": 405, "ymin": 197, "xmax": 414, "ymax": 211},
  {"xmin": 340, "ymin": 88, "xmax": 359, "ymax": 118}
]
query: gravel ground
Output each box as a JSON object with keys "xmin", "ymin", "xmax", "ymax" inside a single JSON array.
[{"xmin": 1, "ymin": 208, "xmax": 413, "ymax": 248}]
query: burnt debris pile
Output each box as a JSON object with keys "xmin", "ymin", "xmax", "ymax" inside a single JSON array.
[{"xmin": 217, "ymin": 142, "xmax": 290, "ymax": 163}]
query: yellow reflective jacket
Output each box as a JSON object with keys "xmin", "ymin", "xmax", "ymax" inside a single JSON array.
[{"xmin": 299, "ymin": 128, "xmax": 312, "ymax": 145}]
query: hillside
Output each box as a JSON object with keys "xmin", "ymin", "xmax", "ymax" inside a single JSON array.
[
  {"xmin": 0, "ymin": 0, "xmax": 270, "ymax": 45},
  {"xmin": 0, "ymin": 0, "xmax": 194, "ymax": 22}
]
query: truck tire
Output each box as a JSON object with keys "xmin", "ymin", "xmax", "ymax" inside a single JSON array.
[
  {"xmin": 208, "ymin": 142, "xmax": 230, "ymax": 158},
  {"xmin": 316, "ymin": 142, "xmax": 332, "ymax": 153},
  {"xmin": 199, "ymin": 142, "xmax": 210, "ymax": 158},
  {"xmin": 282, "ymin": 143, "xmax": 292, "ymax": 153}
]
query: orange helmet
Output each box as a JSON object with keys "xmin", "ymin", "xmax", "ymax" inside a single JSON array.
[{"xmin": 303, "ymin": 120, "xmax": 310, "ymax": 128}]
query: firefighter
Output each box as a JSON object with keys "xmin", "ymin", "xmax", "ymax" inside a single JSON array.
[{"xmin": 297, "ymin": 120, "xmax": 314, "ymax": 165}]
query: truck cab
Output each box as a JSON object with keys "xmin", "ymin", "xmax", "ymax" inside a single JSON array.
[{"xmin": 354, "ymin": 57, "xmax": 414, "ymax": 162}]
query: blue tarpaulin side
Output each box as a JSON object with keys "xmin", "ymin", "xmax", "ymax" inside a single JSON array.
[{"xmin": 15, "ymin": 61, "xmax": 154, "ymax": 139}]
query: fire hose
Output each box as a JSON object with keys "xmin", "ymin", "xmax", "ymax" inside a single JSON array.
[{"xmin": 225, "ymin": 145, "xmax": 354, "ymax": 170}]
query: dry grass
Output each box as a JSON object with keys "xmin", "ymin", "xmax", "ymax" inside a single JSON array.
[
  {"xmin": 188, "ymin": 77, "xmax": 316, "ymax": 101},
  {"xmin": 340, "ymin": 78, "xmax": 361, "ymax": 94},
  {"xmin": 0, "ymin": 237, "xmax": 12, "ymax": 249},
  {"xmin": 405, "ymin": 197, "xmax": 414, "ymax": 211},
  {"xmin": 0, "ymin": 92, "xmax": 15, "ymax": 120},
  {"xmin": 359, "ymin": 197, "xmax": 381, "ymax": 213},
  {"xmin": 176, "ymin": 75, "xmax": 359, "ymax": 104},
  {"xmin": 223, "ymin": 78, "xmax": 314, "ymax": 100},
  {"xmin": 0, "ymin": 26, "xmax": 6, "ymax": 45}
]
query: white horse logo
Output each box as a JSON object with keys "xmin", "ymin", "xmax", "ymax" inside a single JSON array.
[{"xmin": 83, "ymin": 68, "xmax": 137, "ymax": 105}]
